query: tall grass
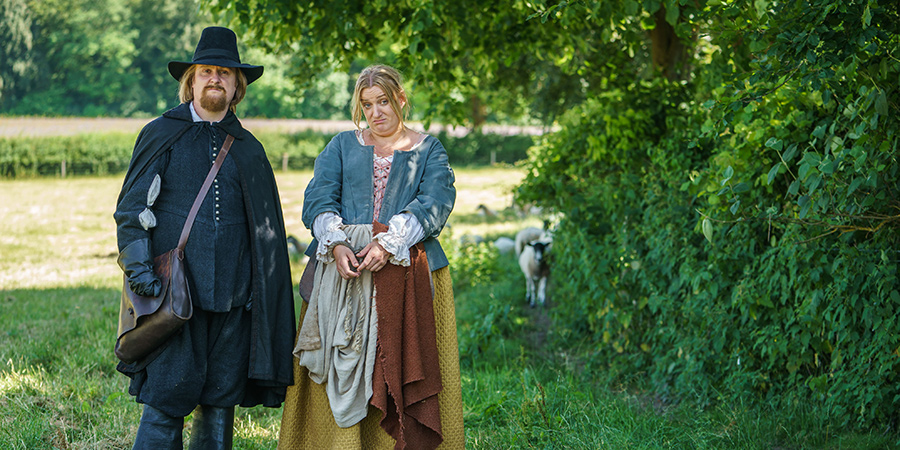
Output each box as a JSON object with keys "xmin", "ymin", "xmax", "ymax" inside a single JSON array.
[{"xmin": 0, "ymin": 170, "xmax": 894, "ymax": 448}]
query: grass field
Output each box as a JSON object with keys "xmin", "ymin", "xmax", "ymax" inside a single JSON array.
[
  {"xmin": 0, "ymin": 167, "xmax": 529, "ymax": 448},
  {"xmin": 1, "ymin": 168, "xmax": 894, "ymax": 449}
]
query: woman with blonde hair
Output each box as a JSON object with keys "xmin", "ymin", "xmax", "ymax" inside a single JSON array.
[{"xmin": 278, "ymin": 65, "xmax": 464, "ymax": 449}]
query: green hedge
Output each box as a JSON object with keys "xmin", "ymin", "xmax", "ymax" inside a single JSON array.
[
  {"xmin": 257, "ymin": 130, "xmax": 332, "ymax": 172},
  {"xmin": 0, "ymin": 128, "xmax": 533, "ymax": 178},
  {"xmin": 516, "ymin": 2, "xmax": 900, "ymax": 428},
  {"xmin": 434, "ymin": 131, "xmax": 535, "ymax": 167},
  {"xmin": 0, "ymin": 133, "xmax": 136, "ymax": 178}
]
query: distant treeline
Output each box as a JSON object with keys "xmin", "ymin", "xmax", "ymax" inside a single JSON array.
[
  {"xmin": 0, "ymin": 130, "xmax": 534, "ymax": 178},
  {"xmin": 0, "ymin": 0, "xmax": 352, "ymax": 119}
]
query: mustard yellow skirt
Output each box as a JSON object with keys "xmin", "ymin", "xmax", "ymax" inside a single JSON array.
[{"xmin": 277, "ymin": 266, "xmax": 464, "ymax": 449}]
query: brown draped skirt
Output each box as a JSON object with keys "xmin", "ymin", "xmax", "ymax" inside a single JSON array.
[{"xmin": 277, "ymin": 266, "xmax": 465, "ymax": 449}]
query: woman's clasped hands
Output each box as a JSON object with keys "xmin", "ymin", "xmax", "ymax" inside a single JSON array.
[{"xmin": 333, "ymin": 241, "xmax": 391, "ymax": 279}]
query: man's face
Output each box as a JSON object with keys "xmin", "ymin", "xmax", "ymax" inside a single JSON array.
[{"xmin": 192, "ymin": 64, "xmax": 237, "ymax": 113}]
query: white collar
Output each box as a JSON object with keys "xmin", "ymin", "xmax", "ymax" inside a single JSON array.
[{"xmin": 189, "ymin": 102, "xmax": 220, "ymax": 123}]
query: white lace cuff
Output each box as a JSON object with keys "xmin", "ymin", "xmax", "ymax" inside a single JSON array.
[
  {"xmin": 373, "ymin": 213, "xmax": 425, "ymax": 267},
  {"xmin": 313, "ymin": 212, "xmax": 347, "ymax": 263}
]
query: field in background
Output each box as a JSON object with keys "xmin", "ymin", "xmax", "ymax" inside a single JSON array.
[
  {"xmin": 0, "ymin": 117, "xmax": 550, "ymax": 138},
  {"xmin": 0, "ymin": 167, "xmax": 528, "ymax": 290}
]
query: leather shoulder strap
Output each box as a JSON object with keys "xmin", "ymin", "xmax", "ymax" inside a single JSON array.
[{"xmin": 177, "ymin": 134, "xmax": 235, "ymax": 250}]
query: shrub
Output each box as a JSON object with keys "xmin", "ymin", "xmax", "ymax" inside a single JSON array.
[
  {"xmin": 0, "ymin": 128, "xmax": 535, "ymax": 178},
  {"xmin": 517, "ymin": 62, "xmax": 900, "ymax": 429},
  {"xmin": 255, "ymin": 130, "xmax": 329, "ymax": 171},
  {"xmin": 0, "ymin": 134, "xmax": 135, "ymax": 177},
  {"xmin": 436, "ymin": 130, "xmax": 535, "ymax": 167}
]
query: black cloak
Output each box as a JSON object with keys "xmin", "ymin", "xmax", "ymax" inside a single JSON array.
[{"xmin": 116, "ymin": 103, "xmax": 296, "ymax": 407}]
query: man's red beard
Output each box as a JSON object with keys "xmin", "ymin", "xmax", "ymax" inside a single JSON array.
[{"xmin": 199, "ymin": 85, "xmax": 229, "ymax": 112}]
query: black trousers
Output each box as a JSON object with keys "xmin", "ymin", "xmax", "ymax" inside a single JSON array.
[{"xmin": 126, "ymin": 304, "xmax": 252, "ymax": 418}]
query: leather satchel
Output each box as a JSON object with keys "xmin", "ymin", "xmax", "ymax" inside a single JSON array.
[{"xmin": 115, "ymin": 135, "xmax": 235, "ymax": 364}]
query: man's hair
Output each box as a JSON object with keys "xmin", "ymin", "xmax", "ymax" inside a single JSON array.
[
  {"xmin": 178, "ymin": 65, "xmax": 248, "ymax": 113},
  {"xmin": 351, "ymin": 65, "xmax": 411, "ymax": 129}
]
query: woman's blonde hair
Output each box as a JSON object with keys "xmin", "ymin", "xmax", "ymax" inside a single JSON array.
[
  {"xmin": 177, "ymin": 64, "xmax": 248, "ymax": 113},
  {"xmin": 351, "ymin": 65, "xmax": 410, "ymax": 129}
]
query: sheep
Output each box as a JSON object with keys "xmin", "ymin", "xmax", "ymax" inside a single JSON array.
[
  {"xmin": 518, "ymin": 236, "xmax": 552, "ymax": 307},
  {"xmin": 458, "ymin": 234, "xmax": 484, "ymax": 246},
  {"xmin": 510, "ymin": 191, "xmax": 544, "ymax": 218},
  {"xmin": 476, "ymin": 204, "xmax": 497, "ymax": 218},
  {"xmin": 492, "ymin": 236, "xmax": 515, "ymax": 255},
  {"xmin": 286, "ymin": 235, "xmax": 309, "ymax": 263},
  {"xmin": 514, "ymin": 227, "xmax": 544, "ymax": 257}
]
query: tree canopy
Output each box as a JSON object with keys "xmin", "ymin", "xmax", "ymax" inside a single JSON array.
[
  {"xmin": 208, "ymin": 0, "xmax": 668, "ymax": 126},
  {"xmin": 0, "ymin": 0, "xmax": 353, "ymax": 118}
]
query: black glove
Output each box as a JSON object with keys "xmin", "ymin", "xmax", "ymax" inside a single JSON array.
[{"xmin": 117, "ymin": 238, "xmax": 161, "ymax": 297}]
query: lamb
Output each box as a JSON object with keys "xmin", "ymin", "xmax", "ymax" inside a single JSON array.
[
  {"xmin": 492, "ymin": 236, "xmax": 515, "ymax": 255},
  {"xmin": 476, "ymin": 203, "xmax": 497, "ymax": 218},
  {"xmin": 458, "ymin": 234, "xmax": 484, "ymax": 245},
  {"xmin": 514, "ymin": 226, "xmax": 544, "ymax": 258},
  {"xmin": 515, "ymin": 227, "xmax": 552, "ymax": 307},
  {"xmin": 519, "ymin": 238, "xmax": 552, "ymax": 307},
  {"xmin": 286, "ymin": 235, "xmax": 309, "ymax": 263}
]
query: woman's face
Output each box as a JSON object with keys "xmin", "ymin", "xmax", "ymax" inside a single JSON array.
[{"xmin": 360, "ymin": 86, "xmax": 405, "ymax": 137}]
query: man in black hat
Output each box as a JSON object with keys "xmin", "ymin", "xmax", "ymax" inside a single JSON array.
[{"xmin": 114, "ymin": 26, "xmax": 295, "ymax": 449}]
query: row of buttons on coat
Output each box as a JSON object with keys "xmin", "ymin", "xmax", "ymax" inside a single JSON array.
[{"xmin": 213, "ymin": 142, "xmax": 221, "ymax": 221}]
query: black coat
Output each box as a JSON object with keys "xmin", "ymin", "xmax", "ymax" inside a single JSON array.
[{"xmin": 115, "ymin": 103, "xmax": 295, "ymax": 407}]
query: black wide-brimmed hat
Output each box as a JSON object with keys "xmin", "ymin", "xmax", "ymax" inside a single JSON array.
[{"xmin": 167, "ymin": 26, "xmax": 264, "ymax": 84}]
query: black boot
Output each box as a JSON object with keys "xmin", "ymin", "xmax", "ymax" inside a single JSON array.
[
  {"xmin": 133, "ymin": 404, "xmax": 184, "ymax": 449},
  {"xmin": 188, "ymin": 405, "xmax": 234, "ymax": 449}
]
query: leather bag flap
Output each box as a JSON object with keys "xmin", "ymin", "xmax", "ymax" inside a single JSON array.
[{"xmin": 116, "ymin": 249, "xmax": 176, "ymax": 338}]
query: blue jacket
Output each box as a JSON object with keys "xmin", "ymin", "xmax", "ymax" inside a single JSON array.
[{"xmin": 302, "ymin": 130, "xmax": 456, "ymax": 271}]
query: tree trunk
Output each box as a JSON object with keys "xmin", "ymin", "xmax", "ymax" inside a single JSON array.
[
  {"xmin": 470, "ymin": 94, "xmax": 486, "ymax": 130},
  {"xmin": 649, "ymin": 7, "xmax": 687, "ymax": 81}
]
